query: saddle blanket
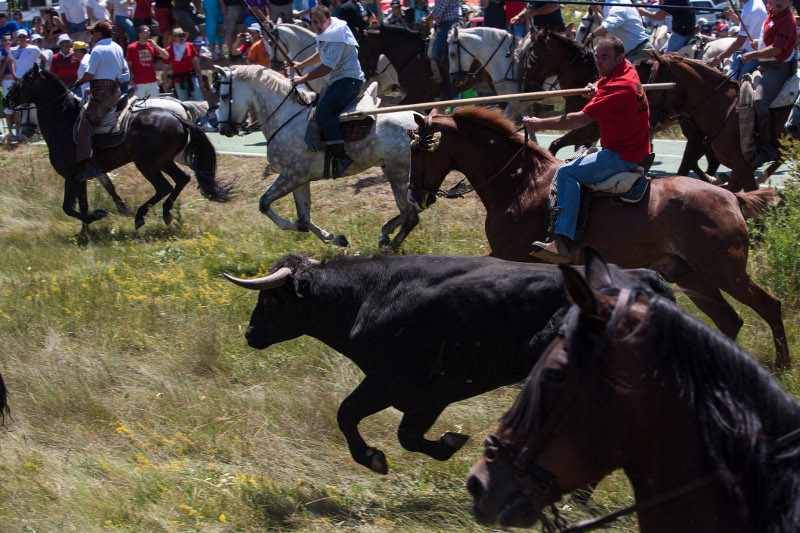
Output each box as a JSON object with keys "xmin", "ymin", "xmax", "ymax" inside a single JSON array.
[
  {"xmin": 769, "ymin": 71, "xmax": 799, "ymax": 109},
  {"xmin": 305, "ymin": 81, "xmax": 381, "ymax": 152}
]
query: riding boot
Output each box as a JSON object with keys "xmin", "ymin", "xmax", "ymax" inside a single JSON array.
[
  {"xmin": 75, "ymin": 119, "xmax": 104, "ymax": 182},
  {"xmin": 329, "ymin": 143, "xmax": 353, "ymax": 179},
  {"xmin": 752, "ymin": 107, "xmax": 777, "ymax": 168}
]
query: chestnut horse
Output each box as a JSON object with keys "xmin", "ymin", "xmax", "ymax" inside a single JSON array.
[
  {"xmin": 467, "ymin": 250, "xmax": 800, "ymax": 532},
  {"xmin": 407, "ymin": 107, "xmax": 789, "ymax": 368},
  {"xmin": 640, "ymin": 53, "xmax": 790, "ymax": 191}
]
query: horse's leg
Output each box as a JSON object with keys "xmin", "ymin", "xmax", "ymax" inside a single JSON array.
[
  {"xmin": 397, "ymin": 407, "xmax": 469, "ymax": 460},
  {"xmin": 291, "ymin": 183, "xmax": 348, "ymax": 246},
  {"xmin": 258, "ymin": 172, "xmax": 307, "ymax": 232},
  {"xmin": 549, "ymin": 123, "xmax": 600, "ymax": 157},
  {"xmin": 716, "ymin": 274, "xmax": 790, "ymax": 369},
  {"xmin": 96, "ymin": 173, "xmax": 130, "ymax": 215},
  {"xmin": 381, "ymin": 166, "xmax": 419, "ymax": 249},
  {"xmin": 677, "ymin": 138, "xmax": 713, "ymax": 182},
  {"xmin": 756, "ymin": 159, "xmax": 782, "ymax": 185},
  {"xmin": 132, "ymin": 162, "xmax": 174, "ymax": 229},
  {"xmin": 725, "ymin": 167, "xmax": 757, "ymax": 192},
  {"xmin": 62, "ymin": 179, "xmax": 102, "ymax": 229},
  {"xmin": 676, "ymin": 272, "xmax": 744, "ymax": 340},
  {"xmin": 160, "ymin": 161, "xmax": 191, "ymax": 226}
]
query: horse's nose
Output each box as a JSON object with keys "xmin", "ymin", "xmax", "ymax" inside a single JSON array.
[
  {"xmin": 467, "ymin": 474, "xmax": 484, "ymax": 501},
  {"xmin": 406, "ymin": 190, "xmax": 425, "ymax": 211}
]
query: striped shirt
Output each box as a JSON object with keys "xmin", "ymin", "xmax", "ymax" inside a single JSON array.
[
  {"xmin": 318, "ymin": 40, "xmax": 365, "ymax": 84},
  {"xmin": 430, "ymin": 0, "xmax": 461, "ymax": 22}
]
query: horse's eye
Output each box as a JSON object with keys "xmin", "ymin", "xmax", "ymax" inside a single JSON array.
[
  {"xmin": 484, "ymin": 446, "xmax": 499, "ymax": 462},
  {"xmin": 544, "ymin": 367, "xmax": 567, "ymax": 385}
]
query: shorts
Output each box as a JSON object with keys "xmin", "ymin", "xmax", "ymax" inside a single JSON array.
[
  {"xmin": 2, "ymin": 78, "xmax": 14, "ymax": 115},
  {"xmin": 134, "ymin": 81, "xmax": 161, "ymax": 99},
  {"xmin": 223, "ymin": 5, "xmax": 243, "ymax": 32}
]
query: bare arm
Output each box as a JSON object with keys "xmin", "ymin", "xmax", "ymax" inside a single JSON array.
[
  {"xmin": 291, "ymin": 63, "xmax": 332, "ymax": 85},
  {"xmin": 637, "ymin": 7, "xmax": 667, "ymax": 20},
  {"xmin": 150, "ymin": 38, "xmax": 169, "ymax": 59},
  {"xmin": 707, "ymin": 35, "xmax": 747, "ymax": 66},
  {"xmin": 743, "ymin": 45, "xmax": 782, "ymax": 63},
  {"xmin": 523, "ymin": 110, "xmax": 594, "ymax": 133}
]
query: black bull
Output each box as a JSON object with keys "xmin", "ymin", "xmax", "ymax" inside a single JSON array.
[{"xmin": 225, "ymin": 253, "xmax": 672, "ymax": 474}]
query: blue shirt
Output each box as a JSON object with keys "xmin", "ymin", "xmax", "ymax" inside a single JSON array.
[
  {"xmin": 0, "ymin": 48, "xmax": 11, "ymax": 76},
  {"xmin": 0, "ymin": 21, "xmax": 20, "ymax": 40}
]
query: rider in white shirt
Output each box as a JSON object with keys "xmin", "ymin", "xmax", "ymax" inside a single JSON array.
[
  {"xmin": 590, "ymin": 0, "xmax": 655, "ymax": 62},
  {"xmin": 705, "ymin": 0, "xmax": 767, "ymax": 81}
]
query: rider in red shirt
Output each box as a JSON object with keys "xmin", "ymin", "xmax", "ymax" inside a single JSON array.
[{"xmin": 524, "ymin": 35, "xmax": 650, "ymax": 263}]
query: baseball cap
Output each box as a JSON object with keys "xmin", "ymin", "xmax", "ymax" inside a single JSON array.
[
  {"xmin": 57, "ymin": 34, "xmax": 72, "ymax": 44},
  {"xmin": 248, "ymin": 23, "xmax": 261, "ymax": 32},
  {"xmin": 16, "ymin": 28, "xmax": 28, "ymax": 37},
  {"xmin": 72, "ymin": 40, "xmax": 88, "ymax": 50},
  {"xmin": 29, "ymin": 33, "xmax": 43, "ymax": 41}
]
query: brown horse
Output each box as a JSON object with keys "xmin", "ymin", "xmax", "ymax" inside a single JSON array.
[
  {"xmin": 640, "ymin": 53, "xmax": 790, "ymax": 191},
  {"xmin": 466, "ymin": 250, "xmax": 800, "ymax": 531},
  {"xmin": 407, "ymin": 107, "xmax": 789, "ymax": 368}
]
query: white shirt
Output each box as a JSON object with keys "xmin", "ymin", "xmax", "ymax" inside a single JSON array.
[
  {"xmin": 740, "ymin": 0, "xmax": 767, "ymax": 52},
  {"xmin": 78, "ymin": 52, "xmax": 91, "ymax": 95},
  {"xmin": 600, "ymin": 0, "xmax": 651, "ymax": 54},
  {"xmin": 86, "ymin": 37, "xmax": 127, "ymax": 80},
  {"xmin": 40, "ymin": 48, "xmax": 54, "ymax": 70},
  {"xmin": 87, "ymin": 0, "xmax": 110, "ymax": 21},
  {"xmin": 60, "ymin": 0, "xmax": 89, "ymax": 23},
  {"xmin": 10, "ymin": 45, "xmax": 43, "ymax": 78},
  {"xmin": 113, "ymin": 0, "xmax": 130, "ymax": 17}
]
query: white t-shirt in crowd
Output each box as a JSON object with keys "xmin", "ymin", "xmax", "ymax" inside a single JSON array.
[
  {"xmin": 10, "ymin": 45, "xmax": 43, "ymax": 78},
  {"xmin": 78, "ymin": 52, "xmax": 91, "ymax": 95},
  {"xmin": 60, "ymin": 0, "xmax": 90, "ymax": 24},
  {"xmin": 87, "ymin": 0, "xmax": 111, "ymax": 21}
]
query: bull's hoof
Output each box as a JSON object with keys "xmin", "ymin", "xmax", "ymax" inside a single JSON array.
[
  {"xmin": 93, "ymin": 209, "xmax": 109, "ymax": 220},
  {"xmin": 365, "ymin": 447, "xmax": 388, "ymax": 475},
  {"xmin": 332, "ymin": 235, "xmax": 349, "ymax": 247},
  {"xmin": 441, "ymin": 432, "xmax": 469, "ymax": 452}
]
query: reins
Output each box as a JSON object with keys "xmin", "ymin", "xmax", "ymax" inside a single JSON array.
[{"xmin": 453, "ymin": 31, "xmax": 511, "ymax": 85}]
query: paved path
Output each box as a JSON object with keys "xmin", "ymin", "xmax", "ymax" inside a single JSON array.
[{"xmin": 207, "ymin": 131, "xmax": 794, "ymax": 188}]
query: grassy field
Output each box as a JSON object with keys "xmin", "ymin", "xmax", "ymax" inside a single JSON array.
[{"xmin": 0, "ymin": 143, "xmax": 798, "ymax": 532}]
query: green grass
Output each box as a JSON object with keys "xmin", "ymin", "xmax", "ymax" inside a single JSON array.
[{"xmin": 0, "ymin": 143, "xmax": 797, "ymax": 532}]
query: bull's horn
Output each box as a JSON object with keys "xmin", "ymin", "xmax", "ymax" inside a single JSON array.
[{"xmin": 223, "ymin": 267, "xmax": 292, "ymax": 290}]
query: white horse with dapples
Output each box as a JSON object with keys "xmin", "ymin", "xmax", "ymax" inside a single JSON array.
[{"xmin": 214, "ymin": 65, "xmax": 421, "ymax": 248}]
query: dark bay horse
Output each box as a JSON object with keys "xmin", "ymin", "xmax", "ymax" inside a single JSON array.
[
  {"xmin": 467, "ymin": 250, "xmax": 800, "ymax": 532},
  {"xmin": 2, "ymin": 65, "xmax": 232, "ymax": 232},
  {"xmin": 359, "ymin": 24, "xmax": 474, "ymax": 104},
  {"xmin": 407, "ymin": 107, "xmax": 789, "ymax": 368},
  {"xmin": 640, "ymin": 53, "xmax": 790, "ymax": 191},
  {"xmin": 0, "ymin": 369, "xmax": 8, "ymax": 427}
]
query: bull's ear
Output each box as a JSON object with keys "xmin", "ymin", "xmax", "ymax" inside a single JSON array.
[
  {"xmin": 292, "ymin": 273, "xmax": 311, "ymax": 298},
  {"xmin": 413, "ymin": 113, "xmax": 426, "ymax": 130},
  {"xmin": 583, "ymin": 247, "xmax": 612, "ymax": 291},
  {"xmin": 559, "ymin": 264, "xmax": 596, "ymax": 315}
]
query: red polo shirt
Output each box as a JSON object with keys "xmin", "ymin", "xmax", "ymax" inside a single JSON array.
[
  {"xmin": 762, "ymin": 7, "xmax": 797, "ymax": 63},
  {"xmin": 582, "ymin": 60, "xmax": 651, "ymax": 164}
]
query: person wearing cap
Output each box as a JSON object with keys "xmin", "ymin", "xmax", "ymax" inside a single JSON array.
[
  {"xmin": 165, "ymin": 27, "xmax": 204, "ymax": 102},
  {"xmin": 0, "ymin": 12, "xmax": 21, "ymax": 43},
  {"xmin": 74, "ymin": 20, "xmax": 128, "ymax": 181},
  {"xmin": 73, "ymin": 40, "xmax": 91, "ymax": 95},
  {"xmin": 10, "ymin": 29, "xmax": 46, "ymax": 79},
  {"xmin": 29, "ymin": 34, "xmax": 54, "ymax": 69},
  {"xmin": 290, "ymin": 5, "xmax": 365, "ymax": 178},
  {"xmin": 386, "ymin": 0, "xmax": 407, "ymax": 26},
  {"xmin": 49, "ymin": 34, "xmax": 81, "ymax": 85},
  {"xmin": 706, "ymin": 0, "xmax": 767, "ymax": 82},
  {"xmin": 126, "ymin": 25, "xmax": 168, "ymax": 98},
  {"xmin": 172, "ymin": 0, "xmax": 204, "ymax": 43}
]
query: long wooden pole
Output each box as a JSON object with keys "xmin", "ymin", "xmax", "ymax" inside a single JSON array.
[
  {"xmin": 536, "ymin": 0, "xmax": 728, "ymax": 10},
  {"xmin": 726, "ymin": 0, "xmax": 755, "ymax": 44},
  {"xmin": 341, "ymin": 82, "xmax": 676, "ymax": 119}
]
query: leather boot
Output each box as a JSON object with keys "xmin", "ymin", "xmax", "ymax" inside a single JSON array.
[
  {"xmin": 329, "ymin": 143, "xmax": 353, "ymax": 179},
  {"xmin": 752, "ymin": 109, "xmax": 777, "ymax": 168}
]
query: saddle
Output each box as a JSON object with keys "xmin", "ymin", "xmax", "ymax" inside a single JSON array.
[
  {"xmin": 304, "ymin": 81, "xmax": 381, "ymax": 152},
  {"xmin": 737, "ymin": 70, "xmax": 799, "ymax": 162},
  {"xmin": 73, "ymin": 90, "xmax": 137, "ymax": 151}
]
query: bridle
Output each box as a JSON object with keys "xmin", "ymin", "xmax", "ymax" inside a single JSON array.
[
  {"xmin": 450, "ymin": 30, "xmax": 515, "ymax": 87},
  {"xmin": 268, "ymin": 26, "xmax": 315, "ymax": 69}
]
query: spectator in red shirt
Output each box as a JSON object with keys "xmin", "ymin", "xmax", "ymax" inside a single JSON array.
[
  {"xmin": 49, "ymin": 33, "xmax": 80, "ymax": 85},
  {"xmin": 524, "ymin": 36, "xmax": 650, "ymax": 263},
  {"xmin": 743, "ymin": 0, "xmax": 797, "ymax": 167},
  {"xmin": 126, "ymin": 24, "xmax": 168, "ymax": 98},
  {"xmin": 165, "ymin": 27, "xmax": 203, "ymax": 101}
]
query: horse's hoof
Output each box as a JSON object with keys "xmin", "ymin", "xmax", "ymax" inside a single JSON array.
[
  {"xmin": 94, "ymin": 209, "xmax": 109, "ymax": 219},
  {"xmin": 164, "ymin": 212, "xmax": 173, "ymax": 226},
  {"xmin": 441, "ymin": 431, "xmax": 469, "ymax": 452},
  {"xmin": 378, "ymin": 234, "xmax": 391, "ymax": 247},
  {"xmin": 332, "ymin": 235, "xmax": 349, "ymax": 247},
  {"xmin": 365, "ymin": 447, "xmax": 388, "ymax": 475},
  {"xmin": 134, "ymin": 217, "xmax": 145, "ymax": 230}
]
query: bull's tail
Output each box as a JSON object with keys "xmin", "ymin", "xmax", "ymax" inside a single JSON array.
[
  {"xmin": 735, "ymin": 188, "xmax": 777, "ymax": 221},
  {"xmin": 0, "ymin": 370, "xmax": 9, "ymax": 427},
  {"xmin": 181, "ymin": 118, "xmax": 234, "ymax": 202}
]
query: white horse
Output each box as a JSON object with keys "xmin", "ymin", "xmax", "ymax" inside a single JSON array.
[
  {"xmin": 447, "ymin": 27, "xmax": 529, "ymax": 119},
  {"xmin": 267, "ymin": 22, "xmax": 401, "ymax": 98},
  {"xmin": 214, "ymin": 65, "xmax": 421, "ymax": 248}
]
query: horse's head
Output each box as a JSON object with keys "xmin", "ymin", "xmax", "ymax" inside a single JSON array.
[
  {"xmin": 214, "ymin": 65, "xmax": 246, "ymax": 138},
  {"xmin": 2, "ymin": 62, "xmax": 43, "ymax": 109},
  {"xmin": 467, "ymin": 249, "xmax": 655, "ymax": 528},
  {"xmin": 447, "ymin": 26, "xmax": 478, "ymax": 87},
  {"xmin": 520, "ymin": 28, "xmax": 556, "ymax": 92},
  {"xmin": 359, "ymin": 28, "xmax": 383, "ymax": 80},
  {"xmin": 406, "ymin": 111, "xmax": 451, "ymax": 211},
  {"xmin": 635, "ymin": 53, "xmax": 675, "ymax": 128}
]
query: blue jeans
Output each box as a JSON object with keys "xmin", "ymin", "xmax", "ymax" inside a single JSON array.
[
  {"xmin": 175, "ymin": 76, "xmax": 204, "ymax": 102},
  {"xmin": 727, "ymin": 51, "xmax": 759, "ymax": 82},
  {"xmin": 665, "ymin": 32, "xmax": 691, "ymax": 53},
  {"xmin": 317, "ymin": 77, "xmax": 363, "ymax": 144},
  {"xmin": 67, "ymin": 19, "xmax": 89, "ymax": 33},
  {"xmin": 433, "ymin": 19, "xmax": 461, "ymax": 67},
  {"xmin": 553, "ymin": 149, "xmax": 640, "ymax": 240},
  {"xmin": 115, "ymin": 14, "xmax": 138, "ymax": 43},
  {"xmin": 509, "ymin": 23, "xmax": 527, "ymax": 39}
]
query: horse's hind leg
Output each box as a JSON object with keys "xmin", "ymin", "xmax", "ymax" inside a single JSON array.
[
  {"xmin": 132, "ymin": 163, "xmax": 174, "ymax": 229},
  {"xmin": 291, "ymin": 183, "xmax": 348, "ymax": 246},
  {"xmin": 676, "ymin": 272, "xmax": 744, "ymax": 339},
  {"xmin": 96, "ymin": 173, "xmax": 130, "ymax": 215},
  {"xmin": 160, "ymin": 161, "xmax": 191, "ymax": 226},
  {"xmin": 381, "ymin": 169, "xmax": 419, "ymax": 249},
  {"xmin": 397, "ymin": 407, "xmax": 469, "ymax": 461},
  {"xmin": 718, "ymin": 275, "xmax": 789, "ymax": 369}
]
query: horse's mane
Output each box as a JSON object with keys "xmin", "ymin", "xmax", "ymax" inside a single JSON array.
[
  {"xmin": 503, "ymin": 289, "xmax": 800, "ymax": 531},
  {"xmin": 36, "ymin": 68, "xmax": 81, "ymax": 113},
  {"xmin": 378, "ymin": 22, "xmax": 425, "ymax": 41},
  {"xmin": 232, "ymin": 64, "xmax": 316, "ymax": 103},
  {"xmin": 450, "ymin": 106, "xmax": 554, "ymax": 171},
  {"xmin": 449, "ymin": 27, "xmax": 509, "ymax": 46},
  {"xmin": 658, "ymin": 52, "xmax": 739, "ymax": 88},
  {"xmin": 513, "ymin": 31, "xmax": 533, "ymax": 62}
]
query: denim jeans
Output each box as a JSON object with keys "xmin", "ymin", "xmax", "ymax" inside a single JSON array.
[
  {"xmin": 665, "ymin": 32, "xmax": 691, "ymax": 53},
  {"xmin": 115, "ymin": 15, "xmax": 138, "ymax": 43},
  {"xmin": 175, "ymin": 76, "xmax": 204, "ymax": 102},
  {"xmin": 67, "ymin": 19, "xmax": 89, "ymax": 33},
  {"xmin": 553, "ymin": 149, "xmax": 641, "ymax": 240},
  {"xmin": 433, "ymin": 19, "xmax": 461, "ymax": 67},
  {"xmin": 509, "ymin": 23, "xmax": 527, "ymax": 39},
  {"xmin": 317, "ymin": 77, "xmax": 363, "ymax": 144},
  {"xmin": 726, "ymin": 51, "xmax": 759, "ymax": 82}
]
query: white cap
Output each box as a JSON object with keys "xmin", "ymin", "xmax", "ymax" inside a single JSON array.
[
  {"xmin": 57, "ymin": 33, "xmax": 72, "ymax": 44},
  {"xmin": 697, "ymin": 17, "xmax": 707, "ymax": 24},
  {"xmin": 29, "ymin": 33, "xmax": 43, "ymax": 41},
  {"xmin": 15, "ymin": 28, "xmax": 28, "ymax": 37},
  {"xmin": 248, "ymin": 23, "xmax": 261, "ymax": 33}
]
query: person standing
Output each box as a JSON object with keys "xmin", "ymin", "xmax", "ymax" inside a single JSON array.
[
  {"xmin": 126, "ymin": 24, "xmax": 168, "ymax": 98},
  {"xmin": 290, "ymin": 5, "xmax": 365, "ymax": 178},
  {"xmin": 60, "ymin": 0, "xmax": 91, "ymax": 35},
  {"xmin": 510, "ymin": 1, "xmax": 564, "ymax": 33},
  {"xmin": 1, "ymin": 35, "xmax": 17, "ymax": 140},
  {"xmin": 330, "ymin": 0, "xmax": 368, "ymax": 34},
  {"xmin": 172, "ymin": 0, "xmax": 203, "ymax": 42},
  {"xmin": 245, "ymin": 24, "xmax": 271, "ymax": 66},
  {"xmin": 10, "ymin": 29, "xmax": 46, "ymax": 78},
  {"xmin": 49, "ymin": 34, "xmax": 81, "ymax": 85},
  {"xmin": 0, "ymin": 12, "xmax": 21, "ymax": 42},
  {"xmin": 637, "ymin": 0, "xmax": 695, "ymax": 52},
  {"xmin": 420, "ymin": 0, "xmax": 460, "ymax": 82},
  {"xmin": 165, "ymin": 27, "xmax": 204, "ymax": 101},
  {"xmin": 153, "ymin": 0, "xmax": 175, "ymax": 42},
  {"xmin": 482, "ymin": 0, "xmax": 507, "ymax": 29},
  {"xmin": 41, "ymin": 8, "xmax": 69, "ymax": 50},
  {"xmin": 221, "ymin": 0, "xmax": 242, "ymax": 56},
  {"xmin": 525, "ymin": 36, "xmax": 650, "ymax": 263},
  {"xmin": 202, "ymin": 0, "xmax": 225, "ymax": 58},
  {"xmin": 386, "ymin": 0, "xmax": 407, "ymax": 26},
  {"xmin": 590, "ymin": 0, "xmax": 654, "ymax": 62},
  {"xmin": 29, "ymin": 34, "xmax": 54, "ymax": 69},
  {"xmin": 744, "ymin": 0, "xmax": 797, "ymax": 167},
  {"xmin": 706, "ymin": 0, "xmax": 767, "ymax": 81},
  {"xmin": 73, "ymin": 40, "xmax": 91, "ymax": 95},
  {"xmin": 111, "ymin": 0, "xmax": 138, "ymax": 44},
  {"xmin": 132, "ymin": 0, "xmax": 154, "ymax": 28},
  {"xmin": 74, "ymin": 20, "xmax": 128, "ymax": 181}
]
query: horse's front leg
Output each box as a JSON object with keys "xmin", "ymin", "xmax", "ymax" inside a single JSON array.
[
  {"xmin": 380, "ymin": 166, "xmax": 419, "ymax": 249},
  {"xmin": 292, "ymin": 183, "xmax": 349, "ymax": 246},
  {"xmin": 96, "ymin": 173, "xmax": 130, "ymax": 215},
  {"xmin": 62, "ymin": 178, "xmax": 106, "ymax": 229}
]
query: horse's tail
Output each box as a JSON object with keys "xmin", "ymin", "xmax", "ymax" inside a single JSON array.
[
  {"xmin": 735, "ymin": 187, "xmax": 777, "ymax": 220},
  {"xmin": 0, "ymin": 370, "xmax": 9, "ymax": 427},
  {"xmin": 180, "ymin": 118, "xmax": 234, "ymax": 202}
]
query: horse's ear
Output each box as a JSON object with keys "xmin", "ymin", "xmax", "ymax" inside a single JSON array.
[
  {"xmin": 583, "ymin": 247, "xmax": 613, "ymax": 291},
  {"xmin": 559, "ymin": 264, "xmax": 597, "ymax": 315},
  {"xmin": 32, "ymin": 63, "xmax": 39, "ymax": 75},
  {"xmin": 213, "ymin": 65, "xmax": 227, "ymax": 76},
  {"xmin": 413, "ymin": 113, "xmax": 426, "ymax": 130}
]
